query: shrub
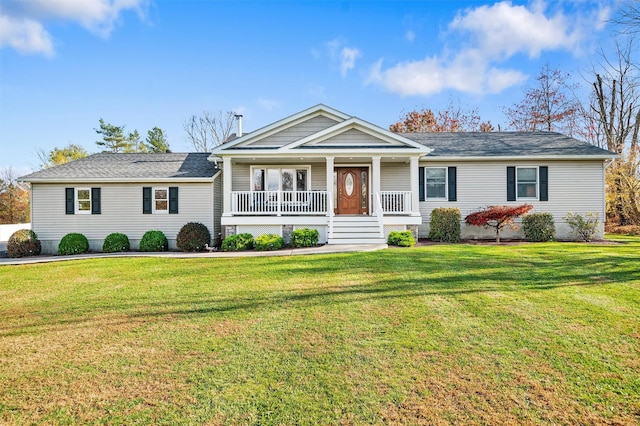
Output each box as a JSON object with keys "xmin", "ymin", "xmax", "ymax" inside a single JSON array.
[
  {"xmin": 605, "ymin": 224, "xmax": 640, "ymax": 235},
  {"xmin": 428, "ymin": 208, "xmax": 461, "ymax": 242},
  {"xmin": 387, "ymin": 230, "xmax": 416, "ymax": 247},
  {"xmin": 221, "ymin": 233, "xmax": 254, "ymax": 252},
  {"xmin": 176, "ymin": 222, "xmax": 211, "ymax": 252},
  {"xmin": 564, "ymin": 212, "xmax": 600, "ymax": 242},
  {"xmin": 58, "ymin": 233, "xmax": 89, "ymax": 255},
  {"xmin": 254, "ymin": 233, "xmax": 285, "ymax": 251},
  {"xmin": 102, "ymin": 233, "xmax": 130, "ymax": 253},
  {"xmin": 139, "ymin": 230, "xmax": 169, "ymax": 252},
  {"xmin": 7, "ymin": 229, "xmax": 41, "ymax": 258},
  {"xmin": 290, "ymin": 228, "xmax": 319, "ymax": 248},
  {"xmin": 522, "ymin": 213, "xmax": 555, "ymax": 242}
]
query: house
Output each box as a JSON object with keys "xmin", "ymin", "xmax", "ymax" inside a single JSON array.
[
  {"xmin": 20, "ymin": 104, "xmax": 616, "ymax": 253},
  {"xmin": 20, "ymin": 153, "xmax": 222, "ymax": 253}
]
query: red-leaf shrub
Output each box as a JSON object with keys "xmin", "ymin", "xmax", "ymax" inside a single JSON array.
[{"xmin": 465, "ymin": 204, "xmax": 533, "ymax": 242}]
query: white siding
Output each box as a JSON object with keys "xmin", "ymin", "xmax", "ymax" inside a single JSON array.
[
  {"xmin": 310, "ymin": 163, "xmax": 327, "ymax": 190},
  {"xmin": 232, "ymin": 163, "xmax": 251, "ymax": 191},
  {"xmin": 247, "ymin": 116, "xmax": 339, "ymax": 147},
  {"xmin": 311, "ymin": 128, "xmax": 402, "ymax": 146},
  {"xmin": 418, "ymin": 160, "xmax": 606, "ymax": 240},
  {"xmin": 31, "ymin": 182, "xmax": 215, "ymax": 253},
  {"xmin": 380, "ymin": 162, "xmax": 410, "ymax": 191}
]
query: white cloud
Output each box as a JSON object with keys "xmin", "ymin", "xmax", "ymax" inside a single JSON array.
[
  {"xmin": 0, "ymin": 0, "xmax": 147, "ymax": 56},
  {"xmin": 0, "ymin": 15, "xmax": 54, "ymax": 56},
  {"xmin": 324, "ymin": 38, "xmax": 361, "ymax": 77},
  {"xmin": 340, "ymin": 47, "xmax": 361, "ymax": 77},
  {"xmin": 405, "ymin": 30, "xmax": 415, "ymax": 43},
  {"xmin": 367, "ymin": 1, "xmax": 608, "ymax": 97}
]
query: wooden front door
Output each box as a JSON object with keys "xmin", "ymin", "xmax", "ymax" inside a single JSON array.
[{"xmin": 336, "ymin": 167, "xmax": 368, "ymax": 215}]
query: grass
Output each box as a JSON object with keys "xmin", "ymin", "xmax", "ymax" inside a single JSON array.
[{"xmin": 1, "ymin": 237, "xmax": 639, "ymax": 425}]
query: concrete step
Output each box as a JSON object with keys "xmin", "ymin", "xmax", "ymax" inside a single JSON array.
[
  {"xmin": 332, "ymin": 226, "xmax": 381, "ymax": 233},
  {"xmin": 328, "ymin": 237, "xmax": 387, "ymax": 244},
  {"xmin": 330, "ymin": 232, "xmax": 383, "ymax": 239}
]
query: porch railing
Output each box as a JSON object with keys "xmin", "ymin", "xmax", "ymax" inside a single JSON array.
[
  {"xmin": 231, "ymin": 191, "xmax": 328, "ymax": 215},
  {"xmin": 379, "ymin": 191, "xmax": 412, "ymax": 214}
]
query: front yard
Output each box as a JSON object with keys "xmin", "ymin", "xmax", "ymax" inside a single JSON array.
[{"xmin": 0, "ymin": 238, "xmax": 639, "ymax": 424}]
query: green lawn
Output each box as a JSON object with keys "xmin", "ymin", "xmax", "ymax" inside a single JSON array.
[{"xmin": 1, "ymin": 238, "xmax": 639, "ymax": 425}]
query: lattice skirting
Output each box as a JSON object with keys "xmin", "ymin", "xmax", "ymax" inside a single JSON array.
[
  {"xmin": 383, "ymin": 225, "xmax": 406, "ymax": 238},
  {"xmin": 237, "ymin": 225, "xmax": 282, "ymax": 237},
  {"xmin": 293, "ymin": 225, "xmax": 327, "ymax": 244}
]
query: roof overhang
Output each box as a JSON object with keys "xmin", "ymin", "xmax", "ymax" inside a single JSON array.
[{"xmin": 420, "ymin": 154, "xmax": 620, "ymax": 161}]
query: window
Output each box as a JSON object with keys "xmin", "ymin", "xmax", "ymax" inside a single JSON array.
[
  {"xmin": 517, "ymin": 167, "xmax": 538, "ymax": 199},
  {"xmin": 418, "ymin": 167, "xmax": 457, "ymax": 202},
  {"xmin": 76, "ymin": 188, "xmax": 91, "ymax": 214},
  {"xmin": 154, "ymin": 188, "xmax": 168, "ymax": 213},
  {"xmin": 251, "ymin": 167, "xmax": 310, "ymax": 192},
  {"xmin": 507, "ymin": 166, "xmax": 548, "ymax": 201},
  {"xmin": 426, "ymin": 167, "xmax": 447, "ymax": 199},
  {"xmin": 66, "ymin": 187, "xmax": 100, "ymax": 215},
  {"xmin": 143, "ymin": 187, "xmax": 178, "ymax": 214}
]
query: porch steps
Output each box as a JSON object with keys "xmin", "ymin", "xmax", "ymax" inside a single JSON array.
[{"xmin": 328, "ymin": 215, "xmax": 386, "ymax": 245}]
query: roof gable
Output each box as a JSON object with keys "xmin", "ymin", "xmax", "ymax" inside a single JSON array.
[
  {"xmin": 284, "ymin": 117, "xmax": 429, "ymax": 152},
  {"xmin": 212, "ymin": 104, "xmax": 349, "ymax": 152}
]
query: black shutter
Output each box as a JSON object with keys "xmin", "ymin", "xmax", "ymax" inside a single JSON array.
[
  {"xmin": 143, "ymin": 187, "xmax": 152, "ymax": 214},
  {"xmin": 447, "ymin": 167, "xmax": 457, "ymax": 202},
  {"xmin": 65, "ymin": 188, "xmax": 74, "ymax": 215},
  {"xmin": 507, "ymin": 167, "xmax": 516, "ymax": 201},
  {"xmin": 91, "ymin": 188, "xmax": 101, "ymax": 214},
  {"xmin": 539, "ymin": 166, "xmax": 548, "ymax": 201},
  {"xmin": 418, "ymin": 166, "xmax": 425, "ymax": 202},
  {"xmin": 169, "ymin": 187, "xmax": 178, "ymax": 214}
]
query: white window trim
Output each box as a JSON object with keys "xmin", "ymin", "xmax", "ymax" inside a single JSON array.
[
  {"xmin": 425, "ymin": 167, "xmax": 448, "ymax": 201},
  {"xmin": 516, "ymin": 166, "xmax": 539, "ymax": 201},
  {"xmin": 75, "ymin": 187, "xmax": 91, "ymax": 214},
  {"xmin": 250, "ymin": 165, "xmax": 311, "ymax": 192},
  {"xmin": 153, "ymin": 187, "xmax": 169, "ymax": 214}
]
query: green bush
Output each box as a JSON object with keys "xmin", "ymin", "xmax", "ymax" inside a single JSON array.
[
  {"xmin": 387, "ymin": 230, "xmax": 416, "ymax": 247},
  {"xmin": 102, "ymin": 233, "xmax": 130, "ymax": 253},
  {"xmin": 522, "ymin": 213, "xmax": 555, "ymax": 242},
  {"xmin": 58, "ymin": 233, "xmax": 89, "ymax": 255},
  {"xmin": 428, "ymin": 208, "xmax": 461, "ymax": 242},
  {"xmin": 290, "ymin": 228, "xmax": 319, "ymax": 248},
  {"xmin": 7, "ymin": 229, "xmax": 41, "ymax": 258},
  {"xmin": 221, "ymin": 233, "xmax": 254, "ymax": 252},
  {"xmin": 254, "ymin": 233, "xmax": 285, "ymax": 251},
  {"xmin": 176, "ymin": 222, "xmax": 211, "ymax": 252},
  {"xmin": 564, "ymin": 212, "xmax": 600, "ymax": 242},
  {"xmin": 139, "ymin": 230, "xmax": 169, "ymax": 252}
]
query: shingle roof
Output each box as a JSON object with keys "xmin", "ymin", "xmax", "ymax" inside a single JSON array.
[
  {"xmin": 20, "ymin": 152, "xmax": 218, "ymax": 181},
  {"xmin": 403, "ymin": 131, "xmax": 617, "ymax": 158}
]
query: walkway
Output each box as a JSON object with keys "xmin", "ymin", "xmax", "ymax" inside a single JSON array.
[{"xmin": 0, "ymin": 244, "xmax": 388, "ymax": 266}]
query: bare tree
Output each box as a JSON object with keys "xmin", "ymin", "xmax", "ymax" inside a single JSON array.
[
  {"xmin": 183, "ymin": 111, "xmax": 236, "ymax": 152},
  {"xmin": 591, "ymin": 41, "xmax": 640, "ymax": 156},
  {"xmin": 504, "ymin": 63, "xmax": 581, "ymax": 135},
  {"xmin": 614, "ymin": 0, "xmax": 640, "ymax": 34},
  {"xmin": 590, "ymin": 40, "xmax": 640, "ymax": 225}
]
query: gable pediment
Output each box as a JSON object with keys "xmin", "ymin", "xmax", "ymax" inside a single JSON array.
[{"xmin": 210, "ymin": 104, "xmax": 430, "ymax": 156}]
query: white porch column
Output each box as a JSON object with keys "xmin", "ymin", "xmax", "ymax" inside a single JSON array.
[
  {"xmin": 410, "ymin": 156, "xmax": 420, "ymax": 216},
  {"xmin": 371, "ymin": 156, "xmax": 381, "ymax": 214},
  {"xmin": 222, "ymin": 156, "xmax": 232, "ymax": 216},
  {"xmin": 325, "ymin": 156, "xmax": 334, "ymax": 215}
]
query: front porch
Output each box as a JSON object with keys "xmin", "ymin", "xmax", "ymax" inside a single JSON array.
[{"xmin": 220, "ymin": 156, "xmax": 423, "ymax": 244}]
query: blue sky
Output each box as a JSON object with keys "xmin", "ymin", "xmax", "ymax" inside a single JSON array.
[{"xmin": 0, "ymin": 0, "xmax": 617, "ymax": 175}]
